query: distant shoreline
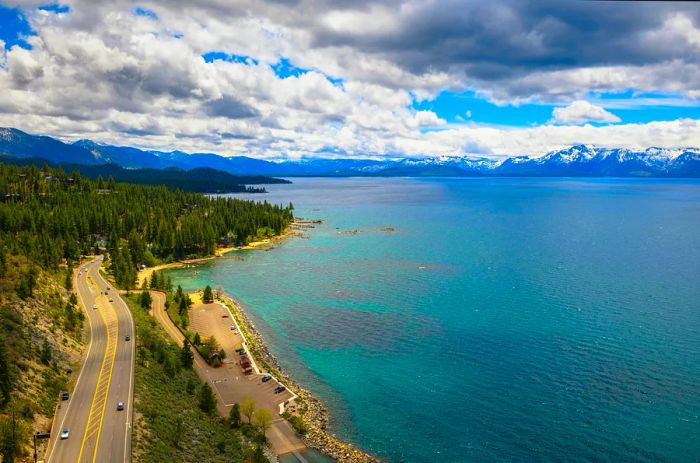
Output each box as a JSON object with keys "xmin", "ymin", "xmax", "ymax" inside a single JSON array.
[{"xmin": 139, "ymin": 219, "xmax": 381, "ymax": 462}]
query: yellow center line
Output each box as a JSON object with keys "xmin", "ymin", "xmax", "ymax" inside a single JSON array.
[{"xmin": 76, "ymin": 284, "xmax": 118, "ymax": 463}]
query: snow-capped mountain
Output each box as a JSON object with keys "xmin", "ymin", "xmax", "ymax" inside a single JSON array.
[{"xmin": 1, "ymin": 127, "xmax": 699, "ymax": 177}]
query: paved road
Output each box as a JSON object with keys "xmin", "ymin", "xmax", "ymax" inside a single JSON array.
[
  {"xmin": 46, "ymin": 257, "xmax": 135, "ymax": 463},
  {"xmin": 150, "ymin": 291, "xmax": 306, "ymax": 455}
]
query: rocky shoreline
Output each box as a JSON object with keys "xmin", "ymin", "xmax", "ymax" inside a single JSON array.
[{"xmin": 219, "ymin": 287, "xmax": 381, "ymax": 463}]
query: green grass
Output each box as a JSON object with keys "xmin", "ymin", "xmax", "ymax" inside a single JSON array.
[{"xmin": 126, "ymin": 294, "xmax": 256, "ymax": 463}]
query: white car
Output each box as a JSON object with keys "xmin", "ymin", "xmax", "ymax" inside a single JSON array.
[
  {"xmin": 230, "ymin": 325, "xmax": 236, "ymax": 330},
  {"xmin": 60, "ymin": 428, "xmax": 70, "ymax": 440},
  {"xmin": 92, "ymin": 304, "xmax": 97, "ymax": 309}
]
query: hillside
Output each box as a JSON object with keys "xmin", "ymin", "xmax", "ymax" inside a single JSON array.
[{"xmin": 0, "ymin": 255, "xmax": 86, "ymax": 462}]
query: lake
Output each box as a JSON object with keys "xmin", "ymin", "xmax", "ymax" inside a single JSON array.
[{"xmin": 167, "ymin": 177, "xmax": 700, "ymax": 462}]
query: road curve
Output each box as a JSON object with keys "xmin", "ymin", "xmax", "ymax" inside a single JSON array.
[{"xmin": 46, "ymin": 257, "xmax": 135, "ymax": 463}]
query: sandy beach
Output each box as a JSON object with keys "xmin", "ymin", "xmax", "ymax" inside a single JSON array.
[{"xmin": 137, "ymin": 236, "xmax": 284, "ymax": 287}]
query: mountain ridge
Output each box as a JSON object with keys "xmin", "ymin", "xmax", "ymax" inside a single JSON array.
[{"xmin": 1, "ymin": 127, "xmax": 699, "ymax": 177}]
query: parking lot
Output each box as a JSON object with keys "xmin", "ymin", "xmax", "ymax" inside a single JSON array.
[{"xmin": 188, "ymin": 301, "xmax": 296, "ymax": 415}]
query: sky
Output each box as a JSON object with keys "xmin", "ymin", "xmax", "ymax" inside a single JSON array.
[{"xmin": 1, "ymin": 1, "xmax": 700, "ymax": 159}]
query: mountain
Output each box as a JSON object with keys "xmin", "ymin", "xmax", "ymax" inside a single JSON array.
[
  {"xmin": 2, "ymin": 127, "xmax": 699, "ymax": 177},
  {"xmin": 0, "ymin": 127, "xmax": 100, "ymax": 165},
  {"xmin": 74, "ymin": 139, "xmax": 177, "ymax": 169},
  {"xmin": 493, "ymin": 145, "xmax": 700, "ymax": 177}
]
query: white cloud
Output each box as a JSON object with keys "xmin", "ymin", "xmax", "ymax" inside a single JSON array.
[
  {"xmin": 413, "ymin": 110, "xmax": 446, "ymax": 127},
  {"xmin": 0, "ymin": 1, "xmax": 698, "ymax": 160},
  {"xmin": 551, "ymin": 100, "xmax": 621, "ymax": 125}
]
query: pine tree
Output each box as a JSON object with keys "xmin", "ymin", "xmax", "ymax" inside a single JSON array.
[
  {"xmin": 0, "ymin": 341, "xmax": 13, "ymax": 406},
  {"xmin": 139, "ymin": 290, "xmax": 152, "ymax": 309},
  {"xmin": 64, "ymin": 265, "xmax": 73, "ymax": 291},
  {"xmin": 203, "ymin": 285, "xmax": 214, "ymax": 303},
  {"xmin": 229, "ymin": 403, "xmax": 241, "ymax": 428},
  {"xmin": 180, "ymin": 341, "xmax": 194, "ymax": 369},
  {"xmin": 198, "ymin": 383, "xmax": 216, "ymax": 414}
]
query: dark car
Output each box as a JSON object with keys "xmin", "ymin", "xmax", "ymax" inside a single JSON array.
[
  {"xmin": 125, "ymin": 335, "xmax": 130, "ymax": 341},
  {"xmin": 274, "ymin": 385, "xmax": 286, "ymax": 394},
  {"xmin": 235, "ymin": 348, "xmax": 246, "ymax": 355},
  {"xmin": 60, "ymin": 391, "xmax": 69, "ymax": 401},
  {"xmin": 261, "ymin": 375, "xmax": 272, "ymax": 383}
]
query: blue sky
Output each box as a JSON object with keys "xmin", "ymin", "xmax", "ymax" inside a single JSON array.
[
  {"xmin": 0, "ymin": 4, "xmax": 34, "ymax": 49},
  {"xmin": 411, "ymin": 89, "xmax": 700, "ymax": 127},
  {"xmin": 0, "ymin": 1, "xmax": 699, "ymax": 158}
]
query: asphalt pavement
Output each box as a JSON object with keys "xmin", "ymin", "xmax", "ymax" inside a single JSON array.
[{"xmin": 46, "ymin": 257, "xmax": 135, "ymax": 463}]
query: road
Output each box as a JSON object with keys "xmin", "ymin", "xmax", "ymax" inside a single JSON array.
[
  {"xmin": 46, "ymin": 257, "xmax": 135, "ymax": 463},
  {"xmin": 150, "ymin": 291, "xmax": 306, "ymax": 455}
]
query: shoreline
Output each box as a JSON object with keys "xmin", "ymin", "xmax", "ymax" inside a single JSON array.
[
  {"xmin": 218, "ymin": 292, "xmax": 380, "ymax": 463},
  {"xmin": 145, "ymin": 219, "xmax": 381, "ymax": 462},
  {"xmin": 137, "ymin": 232, "xmax": 292, "ymax": 287}
]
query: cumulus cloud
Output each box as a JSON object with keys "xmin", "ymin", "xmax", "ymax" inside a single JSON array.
[
  {"xmin": 413, "ymin": 110, "xmax": 446, "ymax": 127},
  {"xmin": 0, "ymin": 0, "xmax": 698, "ymax": 158},
  {"xmin": 551, "ymin": 101, "xmax": 621, "ymax": 125}
]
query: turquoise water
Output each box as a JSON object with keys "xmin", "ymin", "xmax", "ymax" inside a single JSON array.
[{"xmin": 167, "ymin": 178, "xmax": 700, "ymax": 462}]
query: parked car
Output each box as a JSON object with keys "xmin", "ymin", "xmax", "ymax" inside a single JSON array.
[
  {"xmin": 222, "ymin": 314, "xmax": 229, "ymax": 318},
  {"xmin": 60, "ymin": 391, "xmax": 69, "ymax": 401},
  {"xmin": 261, "ymin": 375, "xmax": 272, "ymax": 383},
  {"xmin": 274, "ymin": 386, "xmax": 286, "ymax": 394},
  {"xmin": 230, "ymin": 325, "xmax": 236, "ymax": 330},
  {"xmin": 235, "ymin": 348, "xmax": 246, "ymax": 355},
  {"xmin": 60, "ymin": 429, "xmax": 70, "ymax": 440},
  {"xmin": 117, "ymin": 402, "xmax": 124, "ymax": 411},
  {"xmin": 108, "ymin": 297, "xmax": 113, "ymax": 302},
  {"xmin": 92, "ymin": 304, "xmax": 97, "ymax": 309}
]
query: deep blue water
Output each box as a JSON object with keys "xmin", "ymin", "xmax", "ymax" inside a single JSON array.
[{"xmin": 168, "ymin": 178, "xmax": 700, "ymax": 462}]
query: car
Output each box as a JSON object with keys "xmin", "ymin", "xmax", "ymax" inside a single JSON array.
[
  {"xmin": 92, "ymin": 304, "xmax": 97, "ymax": 309},
  {"xmin": 116, "ymin": 402, "xmax": 124, "ymax": 411},
  {"xmin": 109, "ymin": 297, "xmax": 113, "ymax": 302},
  {"xmin": 274, "ymin": 386, "xmax": 286, "ymax": 394},
  {"xmin": 60, "ymin": 429, "xmax": 70, "ymax": 440},
  {"xmin": 60, "ymin": 391, "xmax": 69, "ymax": 400},
  {"xmin": 261, "ymin": 375, "xmax": 272, "ymax": 383},
  {"xmin": 222, "ymin": 314, "xmax": 229, "ymax": 318},
  {"xmin": 104, "ymin": 291, "xmax": 109, "ymax": 295},
  {"xmin": 230, "ymin": 325, "xmax": 236, "ymax": 330},
  {"xmin": 125, "ymin": 335, "xmax": 130, "ymax": 341},
  {"xmin": 235, "ymin": 348, "xmax": 246, "ymax": 354}
]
